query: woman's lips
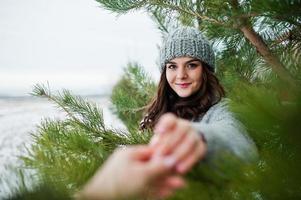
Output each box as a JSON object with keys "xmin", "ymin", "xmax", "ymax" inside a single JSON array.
[{"xmin": 176, "ymin": 83, "xmax": 191, "ymax": 88}]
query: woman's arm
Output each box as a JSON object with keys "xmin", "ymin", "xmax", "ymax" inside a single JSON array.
[
  {"xmin": 149, "ymin": 101, "xmax": 257, "ymax": 176},
  {"xmin": 191, "ymin": 100, "xmax": 258, "ymax": 163}
]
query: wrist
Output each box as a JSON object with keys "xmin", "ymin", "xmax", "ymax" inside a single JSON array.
[
  {"xmin": 76, "ymin": 184, "xmax": 103, "ymax": 200},
  {"xmin": 77, "ymin": 176, "xmax": 114, "ymax": 200}
]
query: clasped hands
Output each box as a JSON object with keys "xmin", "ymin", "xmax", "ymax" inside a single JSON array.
[
  {"xmin": 80, "ymin": 113, "xmax": 207, "ymax": 200},
  {"xmin": 151, "ymin": 113, "xmax": 207, "ymax": 175}
]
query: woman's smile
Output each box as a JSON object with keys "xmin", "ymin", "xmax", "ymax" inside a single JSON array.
[{"xmin": 176, "ymin": 83, "xmax": 192, "ymax": 89}]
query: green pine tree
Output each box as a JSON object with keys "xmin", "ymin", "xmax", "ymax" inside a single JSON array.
[{"xmin": 8, "ymin": 0, "xmax": 301, "ymax": 199}]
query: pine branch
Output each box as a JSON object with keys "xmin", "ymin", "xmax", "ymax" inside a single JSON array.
[
  {"xmin": 250, "ymin": 0, "xmax": 301, "ymax": 27},
  {"xmin": 95, "ymin": 0, "xmax": 148, "ymax": 13},
  {"xmin": 32, "ymin": 84, "xmax": 106, "ymax": 134},
  {"xmin": 158, "ymin": 1, "xmax": 228, "ymax": 27},
  {"xmin": 150, "ymin": 8, "xmax": 169, "ymax": 33},
  {"xmin": 110, "ymin": 62, "xmax": 156, "ymax": 131},
  {"xmin": 23, "ymin": 84, "xmax": 151, "ymax": 195},
  {"xmin": 239, "ymin": 25, "xmax": 296, "ymax": 86},
  {"xmin": 228, "ymin": 0, "xmax": 297, "ymax": 88},
  {"xmin": 96, "ymin": 0, "xmax": 229, "ymax": 27}
]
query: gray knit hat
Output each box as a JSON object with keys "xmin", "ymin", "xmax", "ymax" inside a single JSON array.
[{"xmin": 159, "ymin": 26, "xmax": 215, "ymax": 72}]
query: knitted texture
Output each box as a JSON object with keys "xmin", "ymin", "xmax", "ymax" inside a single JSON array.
[
  {"xmin": 159, "ymin": 26, "xmax": 215, "ymax": 72},
  {"xmin": 191, "ymin": 100, "xmax": 258, "ymax": 163}
]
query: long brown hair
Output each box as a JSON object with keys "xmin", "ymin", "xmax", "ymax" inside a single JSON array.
[{"xmin": 139, "ymin": 62, "xmax": 225, "ymax": 131}]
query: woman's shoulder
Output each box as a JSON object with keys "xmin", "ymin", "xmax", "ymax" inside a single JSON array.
[
  {"xmin": 201, "ymin": 98, "xmax": 232, "ymax": 123},
  {"xmin": 209, "ymin": 98, "xmax": 229, "ymax": 111}
]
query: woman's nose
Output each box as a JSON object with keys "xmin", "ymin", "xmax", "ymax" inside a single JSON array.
[{"xmin": 176, "ymin": 67, "xmax": 187, "ymax": 79}]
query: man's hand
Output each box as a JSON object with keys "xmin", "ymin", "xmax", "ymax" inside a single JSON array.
[{"xmin": 79, "ymin": 145, "xmax": 185, "ymax": 200}]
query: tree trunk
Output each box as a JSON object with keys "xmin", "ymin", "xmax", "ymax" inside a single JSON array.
[
  {"xmin": 229, "ymin": 0, "xmax": 296, "ymax": 86},
  {"xmin": 240, "ymin": 25, "xmax": 296, "ymax": 86}
]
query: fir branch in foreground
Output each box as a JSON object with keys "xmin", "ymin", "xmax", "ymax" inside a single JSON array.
[
  {"xmin": 31, "ymin": 83, "xmax": 106, "ymax": 135},
  {"xmin": 23, "ymin": 84, "xmax": 144, "ymax": 195}
]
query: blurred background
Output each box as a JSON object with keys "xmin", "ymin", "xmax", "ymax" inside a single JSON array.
[{"xmin": 0, "ymin": 0, "xmax": 161, "ymax": 96}]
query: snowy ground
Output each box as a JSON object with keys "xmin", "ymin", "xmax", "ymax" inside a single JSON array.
[{"xmin": 0, "ymin": 95, "xmax": 126, "ymax": 199}]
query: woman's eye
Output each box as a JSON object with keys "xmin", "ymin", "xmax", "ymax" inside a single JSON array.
[
  {"xmin": 187, "ymin": 63, "xmax": 198, "ymax": 69},
  {"xmin": 167, "ymin": 65, "xmax": 176, "ymax": 70}
]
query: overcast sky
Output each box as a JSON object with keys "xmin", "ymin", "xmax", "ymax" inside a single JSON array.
[{"xmin": 0, "ymin": 0, "xmax": 162, "ymax": 96}]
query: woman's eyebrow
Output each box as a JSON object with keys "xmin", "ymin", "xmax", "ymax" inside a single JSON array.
[
  {"xmin": 166, "ymin": 61, "xmax": 177, "ymax": 64},
  {"xmin": 185, "ymin": 58, "xmax": 200, "ymax": 64}
]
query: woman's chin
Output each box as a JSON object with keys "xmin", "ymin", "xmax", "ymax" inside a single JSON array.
[{"xmin": 176, "ymin": 92, "xmax": 192, "ymax": 98}]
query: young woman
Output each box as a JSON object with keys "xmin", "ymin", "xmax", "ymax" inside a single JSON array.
[{"xmin": 140, "ymin": 27, "xmax": 257, "ymax": 174}]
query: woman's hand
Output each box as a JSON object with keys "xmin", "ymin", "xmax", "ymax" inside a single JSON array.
[
  {"xmin": 78, "ymin": 145, "xmax": 185, "ymax": 200},
  {"xmin": 150, "ymin": 113, "xmax": 207, "ymax": 174}
]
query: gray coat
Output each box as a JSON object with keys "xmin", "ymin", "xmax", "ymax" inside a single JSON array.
[{"xmin": 192, "ymin": 99, "xmax": 258, "ymax": 163}]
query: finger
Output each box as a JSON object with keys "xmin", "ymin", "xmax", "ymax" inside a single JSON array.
[
  {"xmin": 155, "ymin": 119, "xmax": 191, "ymax": 156},
  {"xmin": 170, "ymin": 131, "xmax": 199, "ymax": 168},
  {"xmin": 142, "ymin": 155, "xmax": 178, "ymax": 181},
  {"xmin": 160, "ymin": 176, "xmax": 186, "ymax": 189},
  {"xmin": 154, "ymin": 176, "xmax": 186, "ymax": 199},
  {"xmin": 149, "ymin": 133, "xmax": 163, "ymax": 147},
  {"xmin": 176, "ymin": 141, "xmax": 207, "ymax": 174},
  {"xmin": 150, "ymin": 113, "xmax": 177, "ymax": 147},
  {"xmin": 154, "ymin": 113, "xmax": 177, "ymax": 134},
  {"xmin": 127, "ymin": 145, "xmax": 154, "ymax": 161}
]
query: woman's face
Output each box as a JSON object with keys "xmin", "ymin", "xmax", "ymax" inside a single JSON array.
[{"xmin": 166, "ymin": 57, "xmax": 203, "ymax": 98}]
